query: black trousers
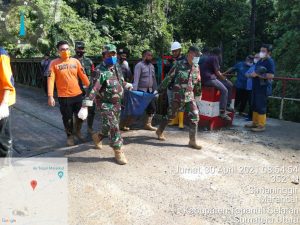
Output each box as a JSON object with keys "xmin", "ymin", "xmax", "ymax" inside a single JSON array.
[
  {"xmin": 235, "ymin": 88, "xmax": 248, "ymax": 113},
  {"xmin": 0, "ymin": 108, "xmax": 12, "ymax": 157},
  {"xmin": 58, "ymin": 95, "xmax": 83, "ymax": 136},
  {"xmin": 42, "ymin": 76, "xmax": 48, "ymax": 95}
]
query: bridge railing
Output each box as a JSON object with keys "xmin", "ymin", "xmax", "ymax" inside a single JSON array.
[{"xmin": 10, "ymin": 58, "xmax": 300, "ymax": 122}]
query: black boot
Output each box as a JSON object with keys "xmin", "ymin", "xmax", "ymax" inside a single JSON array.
[
  {"xmin": 74, "ymin": 118, "xmax": 84, "ymax": 141},
  {"xmin": 87, "ymin": 113, "xmax": 95, "ymax": 134}
]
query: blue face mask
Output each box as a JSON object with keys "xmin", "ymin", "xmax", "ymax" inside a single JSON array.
[{"xmin": 105, "ymin": 56, "xmax": 117, "ymax": 65}]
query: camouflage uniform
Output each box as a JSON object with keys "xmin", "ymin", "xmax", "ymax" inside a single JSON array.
[
  {"xmin": 74, "ymin": 42, "xmax": 96, "ymax": 132},
  {"xmin": 83, "ymin": 62, "xmax": 128, "ymax": 149},
  {"xmin": 157, "ymin": 58, "xmax": 201, "ymax": 141}
]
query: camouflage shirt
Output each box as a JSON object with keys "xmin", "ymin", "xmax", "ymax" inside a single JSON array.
[
  {"xmin": 74, "ymin": 56, "xmax": 94, "ymax": 77},
  {"xmin": 83, "ymin": 62, "xmax": 127, "ymax": 107},
  {"xmin": 159, "ymin": 58, "xmax": 201, "ymax": 103}
]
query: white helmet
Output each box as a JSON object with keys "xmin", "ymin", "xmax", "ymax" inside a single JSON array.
[{"xmin": 171, "ymin": 41, "xmax": 182, "ymax": 51}]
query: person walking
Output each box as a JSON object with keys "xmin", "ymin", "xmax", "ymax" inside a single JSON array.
[
  {"xmin": 156, "ymin": 46, "xmax": 202, "ymax": 149},
  {"xmin": 79, "ymin": 44, "xmax": 133, "ymax": 165},
  {"xmin": 47, "ymin": 40, "xmax": 90, "ymax": 146}
]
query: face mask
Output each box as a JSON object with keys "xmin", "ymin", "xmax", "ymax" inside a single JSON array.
[
  {"xmin": 246, "ymin": 62, "xmax": 253, "ymax": 66},
  {"xmin": 60, "ymin": 50, "xmax": 70, "ymax": 60},
  {"xmin": 259, "ymin": 52, "xmax": 267, "ymax": 58},
  {"xmin": 254, "ymin": 59, "xmax": 259, "ymax": 64},
  {"xmin": 104, "ymin": 56, "xmax": 118, "ymax": 65},
  {"xmin": 192, "ymin": 57, "xmax": 200, "ymax": 65},
  {"xmin": 76, "ymin": 51, "xmax": 84, "ymax": 57}
]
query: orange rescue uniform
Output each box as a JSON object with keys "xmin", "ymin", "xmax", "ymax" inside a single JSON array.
[
  {"xmin": 0, "ymin": 48, "xmax": 16, "ymax": 106},
  {"xmin": 47, "ymin": 58, "xmax": 90, "ymax": 97}
]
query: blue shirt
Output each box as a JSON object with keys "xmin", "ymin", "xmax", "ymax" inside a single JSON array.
[
  {"xmin": 233, "ymin": 62, "xmax": 251, "ymax": 90},
  {"xmin": 253, "ymin": 57, "xmax": 275, "ymax": 90},
  {"xmin": 245, "ymin": 65, "xmax": 255, "ymax": 91}
]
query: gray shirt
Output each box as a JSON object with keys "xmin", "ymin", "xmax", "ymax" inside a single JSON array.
[{"xmin": 133, "ymin": 61, "xmax": 157, "ymax": 92}]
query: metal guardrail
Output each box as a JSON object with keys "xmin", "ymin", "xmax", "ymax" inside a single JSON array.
[{"xmin": 269, "ymin": 77, "xmax": 300, "ymax": 120}]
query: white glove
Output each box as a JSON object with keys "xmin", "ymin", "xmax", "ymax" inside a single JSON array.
[
  {"xmin": 153, "ymin": 90, "xmax": 158, "ymax": 96},
  {"xmin": 0, "ymin": 103, "xmax": 9, "ymax": 120},
  {"xmin": 125, "ymin": 83, "xmax": 133, "ymax": 90},
  {"xmin": 78, "ymin": 107, "xmax": 88, "ymax": 120}
]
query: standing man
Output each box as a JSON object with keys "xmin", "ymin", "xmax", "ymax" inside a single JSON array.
[
  {"xmin": 41, "ymin": 52, "xmax": 51, "ymax": 95},
  {"xmin": 48, "ymin": 40, "xmax": 90, "ymax": 146},
  {"xmin": 133, "ymin": 50, "xmax": 157, "ymax": 131},
  {"xmin": 73, "ymin": 41, "xmax": 95, "ymax": 134},
  {"xmin": 79, "ymin": 44, "xmax": 132, "ymax": 165},
  {"xmin": 245, "ymin": 44, "xmax": 275, "ymax": 132},
  {"xmin": 245, "ymin": 53, "xmax": 261, "ymax": 120},
  {"xmin": 166, "ymin": 41, "xmax": 185, "ymax": 128},
  {"xmin": 156, "ymin": 46, "xmax": 202, "ymax": 149},
  {"xmin": 0, "ymin": 47, "xmax": 16, "ymax": 158},
  {"xmin": 223, "ymin": 55, "xmax": 254, "ymax": 115},
  {"xmin": 118, "ymin": 48, "xmax": 133, "ymax": 82},
  {"xmin": 201, "ymin": 47, "xmax": 234, "ymax": 121}
]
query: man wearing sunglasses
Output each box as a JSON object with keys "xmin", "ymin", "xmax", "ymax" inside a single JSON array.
[{"xmin": 47, "ymin": 40, "xmax": 90, "ymax": 146}]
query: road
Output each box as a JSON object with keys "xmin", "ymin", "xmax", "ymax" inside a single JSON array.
[{"xmin": 9, "ymin": 84, "xmax": 300, "ymax": 225}]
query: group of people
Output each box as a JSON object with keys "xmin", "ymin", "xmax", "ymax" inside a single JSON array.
[
  {"xmin": 0, "ymin": 41, "xmax": 275, "ymax": 165},
  {"xmin": 224, "ymin": 44, "xmax": 275, "ymax": 131}
]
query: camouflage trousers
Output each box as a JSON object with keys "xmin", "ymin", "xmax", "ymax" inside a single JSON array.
[{"xmin": 99, "ymin": 102, "xmax": 123, "ymax": 149}]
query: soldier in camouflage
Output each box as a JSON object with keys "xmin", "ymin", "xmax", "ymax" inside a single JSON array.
[
  {"xmin": 81, "ymin": 44, "xmax": 133, "ymax": 165},
  {"xmin": 74, "ymin": 41, "xmax": 96, "ymax": 135},
  {"xmin": 156, "ymin": 46, "xmax": 202, "ymax": 150}
]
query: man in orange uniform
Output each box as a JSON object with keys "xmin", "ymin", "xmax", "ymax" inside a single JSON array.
[
  {"xmin": 48, "ymin": 40, "xmax": 90, "ymax": 146},
  {"xmin": 0, "ymin": 47, "xmax": 16, "ymax": 157}
]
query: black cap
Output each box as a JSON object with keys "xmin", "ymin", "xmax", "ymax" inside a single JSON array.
[{"xmin": 75, "ymin": 41, "xmax": 85, "ymax": 49}]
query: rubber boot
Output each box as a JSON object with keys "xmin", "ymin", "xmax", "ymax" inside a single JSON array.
[
  {"xmin": 67, "ymin": 135, "xmax": 75, "ymax": 146},
  {"xmin": 252, "ymin": 114, "xmax": 266, "ymax": 132},
  {"xmin": 168, "ymin": 113, "xmax": 178, "ymax": 126},
  {"xmin": 178, "ymin": 112, "xmax": 184, "ymax": 129},
  {"xmin": 92, "ymin": 132, "xmax": 103, "ymax": 149},
  {"xmin": 188, "ymin": 123, "xmax": 202, "ymax": 150},
  {"xmin": 114, "ymin": 148, "xmax": 128, "ymax": 165},
  {"xmin": 156, "ymin": 119, "xmax": 168, "ymax": 141},
  {"xmin": 245, "ymin": 111, "xmax": 259, "ymax": 128},
  {"xmin": 144, "ymin": 114, "xmax": 157, "ymax": 131},
  {"xmin": 74, "ymin": 118, "xmax": 85, "ymax": 141}
]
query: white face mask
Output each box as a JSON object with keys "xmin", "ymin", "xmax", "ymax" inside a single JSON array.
[
  {"xmin": 259, "ymin": 52, "xmax": 267, "ymax": 58},
  {"xmin": 192, "ymin": 57, "xmax": 200, "ymax": 65},
  {"xmin": 254, "ymin": 59, "xmax": 259, "ymax": 64}
]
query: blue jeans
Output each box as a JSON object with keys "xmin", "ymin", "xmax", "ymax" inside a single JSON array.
[{"xmin": 204, "ymin": 79, "xmax": 233, "ymax": 110}]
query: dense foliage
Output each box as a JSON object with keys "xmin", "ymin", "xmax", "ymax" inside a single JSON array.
[{"xmin": 0, "ymin": 0, "xmax": 299, "ymax": 121}]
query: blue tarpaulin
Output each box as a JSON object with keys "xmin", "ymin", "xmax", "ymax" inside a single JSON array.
[{"xmin": 122, "ymin": 90, "xmax": 156, "ymax": 116}]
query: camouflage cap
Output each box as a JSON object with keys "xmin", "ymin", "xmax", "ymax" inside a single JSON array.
[
  {"xmin": 103, "ymin": 44, "xmax": 117, "ymax": 53},
  {"xmin": 75, "ymin": 41, "xmax": 85, "ymax": 49}
]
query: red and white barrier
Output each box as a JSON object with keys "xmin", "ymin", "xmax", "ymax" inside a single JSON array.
[{"xmin": 198, "ymin": 86, "xmax": 235, "ymax": 130}]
